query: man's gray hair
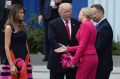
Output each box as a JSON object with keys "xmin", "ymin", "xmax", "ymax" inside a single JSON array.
[{"xmin": 58, "ymin": 3, "xmax": 72, "ymax": 13}]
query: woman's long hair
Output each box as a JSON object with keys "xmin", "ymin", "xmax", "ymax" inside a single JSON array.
[{"xmin": 5, "ymin": 4, "xmax": 26, "ymax": 31}]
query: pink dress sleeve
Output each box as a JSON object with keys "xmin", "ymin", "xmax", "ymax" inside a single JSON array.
[
  {"xmin": 67, "ymin": 46, "xmax": 79, "ymax": 52},
  {"xmin": 68, "ymin": 23, "xmax": 90, "ymax": 65}
]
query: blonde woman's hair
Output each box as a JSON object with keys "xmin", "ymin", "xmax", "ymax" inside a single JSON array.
[{"xmin": 80, "ymin": 7, "xmax": 93, "ymax": 19}]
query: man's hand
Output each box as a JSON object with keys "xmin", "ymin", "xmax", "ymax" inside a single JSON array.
[{"xmin": 38, "ymin": 15, "xmax": 43, "ymax": 24}]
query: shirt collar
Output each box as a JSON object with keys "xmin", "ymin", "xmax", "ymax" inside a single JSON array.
[
  {"xmin": 97, "ymin": 17, "xmax": 105, "ymax": 25},
  {"xmin": 62, "ymin": 19, "xmax": 71, "ymax": 24}
]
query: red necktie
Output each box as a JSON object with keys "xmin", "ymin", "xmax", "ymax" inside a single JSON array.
[{"xmin": 65, "ymin": 21, "xmax": 70, "ymax": 39}]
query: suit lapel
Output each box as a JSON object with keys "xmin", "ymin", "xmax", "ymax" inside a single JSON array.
[
  {"xmin": 97, "ymin": 18, "xmax": 107, "ymax": 30},
  {"xmin": 70, "ymin": 18, "xmax": 76, "ymax": 41}
]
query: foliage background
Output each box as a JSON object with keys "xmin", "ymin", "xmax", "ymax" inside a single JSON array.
[
  {"xmin": 27, "ymin": 13, "xmax": 44, "ymax": 54},
  {"xmin": 112, "ymin": 42, "xmax": 120, "ymax": 55},
  {"xmin": 27, "ymin": 28, "xmax": 44, "ymax": 54}
]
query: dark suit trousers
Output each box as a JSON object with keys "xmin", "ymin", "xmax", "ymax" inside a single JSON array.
[
  {"xmin": 50, "ymin": 68, "xmax": 77, "ymax": 79},
  {"xmin": 43, "ymin": 8, "xmax": 59, "ymax": 58},
  {"xmin": 0, "ymin": 8, "xmax": 8, "ymax": 63},
  {"xmin": 0, "ymin": 8, "xmax": 9, "ymax": 57},
  {"xmin": 96, "ymin": 69, "xmax": 111, "ymax": 79},
  {"xmin": 0, "ymin": 8, "xmax": 9, "ymax": 29}
]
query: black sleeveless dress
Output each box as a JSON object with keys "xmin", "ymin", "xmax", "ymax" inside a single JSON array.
[{"xmin": 0, "ymin": 30, "xmax": 33, "ymax": 79}]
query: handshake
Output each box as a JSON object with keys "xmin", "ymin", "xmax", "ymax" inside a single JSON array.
[
  {"xmin": 54, "ymin": 43, "xmax": 75, "ymax": 68},
  {"xmin": 54, "ymin": 43, "xmax": 67, "ymax": 53}
]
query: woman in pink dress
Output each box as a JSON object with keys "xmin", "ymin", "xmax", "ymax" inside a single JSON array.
[{"xmin": 55, "ymin": 7, "xmax": 98, "ymax": 79}]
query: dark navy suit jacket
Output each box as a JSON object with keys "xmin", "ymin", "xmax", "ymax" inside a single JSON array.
[
  {"xmin": 47, "ymin": 17, "xmax": 80, "ymax": 73},
  {"xmin": 96, "ymin": 18, "xmax": 113, "ymax": 72},
  {"xmin": 0, "ymin": 0, "xmax": 5, "ymax": 21}
]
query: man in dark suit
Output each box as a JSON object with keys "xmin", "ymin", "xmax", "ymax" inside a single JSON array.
[
  {"xmin": 38, "ymin": 0, "xmax": 72, "ymax": 61},
  {"xmin": 0, "ymin": 0, "xmax": 5, "ymax": 23},
  {"xmin": 0, "ymin": 0, "xmax": 5, "ymax": 57},
  {"xmin": 47, "ymin": 3, "xmax": 80, "ymax": 79},
  {"xmin": 12, "ymin": 0, "xmax": 23, "ymax": 5},
  {"xmin": 91, "ymin": 4, "xmax": 113, "ymax": 79}
]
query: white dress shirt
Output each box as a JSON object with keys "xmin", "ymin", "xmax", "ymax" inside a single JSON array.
[{"xmin": 62, "ymin": 19, "xmax": 72, "ymax": 37}]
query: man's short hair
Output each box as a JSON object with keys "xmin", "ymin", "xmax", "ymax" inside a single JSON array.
[
  {"xmin": 58, "ymin": 3, "xmax": 72, "ymax": 13},
  {"xmin": 91, "ymin": 4, "xmax": 104, "ymax": 14}
]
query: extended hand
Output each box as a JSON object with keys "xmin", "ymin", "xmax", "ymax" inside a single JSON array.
[{"xmin": 54, "ymin": 43, "xmax": 67, "ymax": 53}]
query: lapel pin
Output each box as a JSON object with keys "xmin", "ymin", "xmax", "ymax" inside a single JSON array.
[{"xmin": 73, "ymin": 24, "xmax": 75, "ymax": 26}]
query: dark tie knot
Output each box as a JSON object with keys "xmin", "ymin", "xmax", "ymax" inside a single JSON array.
[
  {"xmin": 96, "ymin": 24, "xmax": 99, "ymax": 29},
  {"xmin": 65, "ymin": 21, "xmax": 69, "ymax": 23}
]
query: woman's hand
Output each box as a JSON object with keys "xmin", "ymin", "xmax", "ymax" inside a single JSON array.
[
  {"xmin": 10, "ymin": 65, "xmax": 18, "ymax": 76},
  {"xmin": 54, "ymin": 43, "xmax": 67, "ymax": 53},
  {"xmin": 70, "ymin": 63, "xmax": 75, "ymax": 68}
]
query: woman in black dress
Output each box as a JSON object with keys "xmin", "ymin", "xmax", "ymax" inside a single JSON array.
[{"xmin": 0, "ymin": 4, "xmax": 33, "ymax": 79}]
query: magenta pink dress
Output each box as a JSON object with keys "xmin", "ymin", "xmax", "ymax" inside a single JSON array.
[{"xmin": 67, "ymin": 19, "xmax": 98, "ymax": 79}]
